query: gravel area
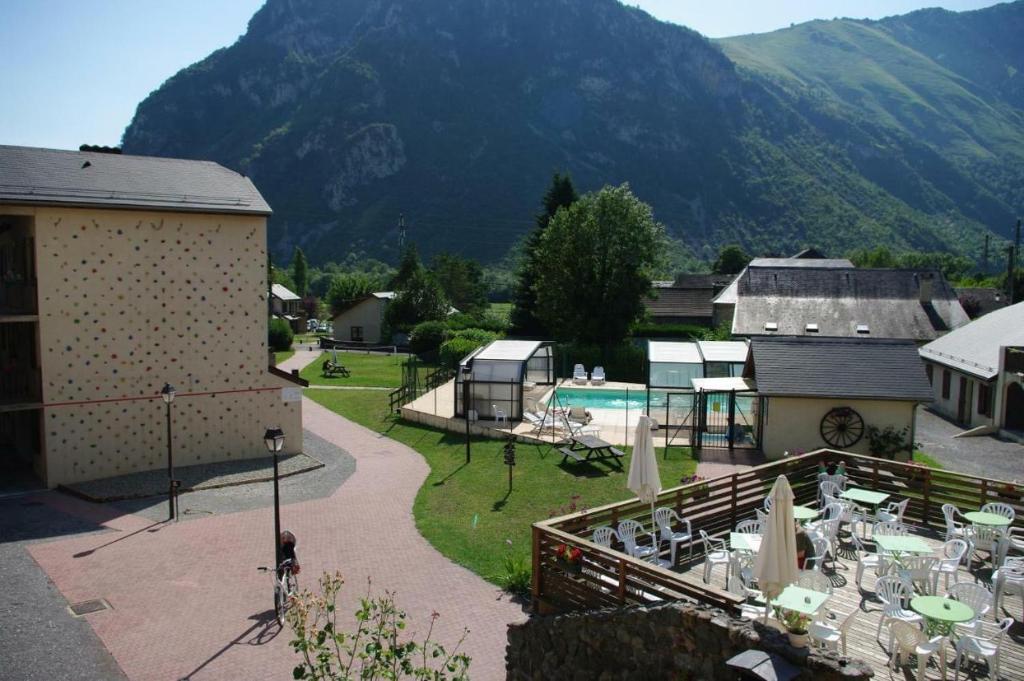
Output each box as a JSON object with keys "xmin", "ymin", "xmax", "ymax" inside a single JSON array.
[
  {"xmin": 915, "ymin": 407, "xmax": 1024, "ymax": 481},
  {"xmin": 63, "ymin": 452, "xmax": 325, "ymax": 502},
  {"xmin": 0, "ymin": 499, "xmax": 127, "ymax": 681},
  {"xmin": 110, "ymin": 430, "xmax": 356, "ymax": 522}
]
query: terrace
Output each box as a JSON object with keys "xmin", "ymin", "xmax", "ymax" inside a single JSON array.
[{"xmin": 533, "ymin": 450, "xmax": 1024, "ymax": 679}]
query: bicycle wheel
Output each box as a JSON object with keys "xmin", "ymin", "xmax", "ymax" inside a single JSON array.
[{"xmin": 275, "ymin": 581, "xmax": 286, "ymax": 626}]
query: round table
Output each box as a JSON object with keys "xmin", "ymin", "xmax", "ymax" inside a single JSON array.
[
  {"xmin": 793, "ymin": 506, "xmax": 818, "ymax": 522},
  {"xmin": 910, "ymin": 596, "xmax": 975, "ymax": 637},
  {"xmin": 964, "ymin": 511, "xmax": 1012, "ymax": 527}
]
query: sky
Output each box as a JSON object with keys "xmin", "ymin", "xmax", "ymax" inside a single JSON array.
[{"xmin": 0, "ymin": 0, "xmax": 1002, "ymax": 151}]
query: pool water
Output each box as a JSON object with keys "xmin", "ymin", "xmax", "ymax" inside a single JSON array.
[{"xmin": 552, "ymin": 388, "xmax": 653, "ymax": 410}]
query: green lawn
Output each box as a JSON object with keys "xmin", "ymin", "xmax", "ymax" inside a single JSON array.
[
  {"xmin": 299, "ymin": 351, "xmax": 437, "ymax": 388},
  {"xmin": 274, "ymin": 349, "xmax": 295, "ymax": 365},
  {"xmin": 913, "ymin": 451, "xmax": 943, "ymax": 469},
  {"xmin": 305, "ymin": 388, "xmax": 698, "ymax": 585}
]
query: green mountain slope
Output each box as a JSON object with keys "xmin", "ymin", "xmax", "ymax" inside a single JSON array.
[{"xmin": 121, "ymin": 0, "xmax": 1019, "ymax": 265}]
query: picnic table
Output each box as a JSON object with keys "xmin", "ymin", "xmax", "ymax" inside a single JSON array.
[
  {"xmin": 559, "ymin": 435, "xmax": 626, "ymax": 466},
  {"xmin": 840, "ymin": 487, "xmax": 890, "ymax": 507},
  {"xmin": 771, "ymin": 585, "xmax": 830, "ymax": 616}
]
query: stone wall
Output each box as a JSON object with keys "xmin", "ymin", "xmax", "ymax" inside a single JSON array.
[{"xmin": 506, "ymin": 602, "xmax": 874, "ymax": 680}]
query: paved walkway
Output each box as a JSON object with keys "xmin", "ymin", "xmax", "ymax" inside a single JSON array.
[
  {"xmin": 915, "ymin": 407, "xmax": 1024, "ymax": 481},
  {"xmin": 27, "ymin": 352, "xmax": 526, "ymax": 680},
  {"xmin": 695, "ymin": 448, "xmax": 765, "ymax": 479}
]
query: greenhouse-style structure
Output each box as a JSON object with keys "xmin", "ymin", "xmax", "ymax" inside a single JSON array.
[{"xmin": 454, "ymin": 340, "xmax": 555, "ymax": 421}]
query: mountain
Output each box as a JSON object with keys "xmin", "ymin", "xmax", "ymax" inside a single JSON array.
[{"xmin": 121, "ymin": 0, "xmax": 1023, "ymax": 265}]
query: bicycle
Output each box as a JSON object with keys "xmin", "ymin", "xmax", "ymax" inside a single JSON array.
[{"xmin": 257, "ymin": 558, "xmax": 298, "ymax": 625}]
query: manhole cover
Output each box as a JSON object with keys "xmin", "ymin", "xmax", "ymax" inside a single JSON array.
[{"xmin": 68, "ymin": 599, "xmax": 110, "ymax": 617}]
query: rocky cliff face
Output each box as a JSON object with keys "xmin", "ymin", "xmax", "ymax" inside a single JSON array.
[{"xmin": 122, "ymin": 0, "xmax": 1020, "ymax": 263}]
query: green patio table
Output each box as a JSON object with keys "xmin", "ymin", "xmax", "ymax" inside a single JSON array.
[
  {"xmin": 910, "ymin": 595, "xmax": 974, "ymax": 637},
  {"xmin": 771, "ymin": 585, "xmax": 830, "ymax": 616},
  {"xmin": 792, "ymin": 505, "xmax": 817, "ymax": 522},
  {"xmin": 840, "ymin": 487, "xmax": 890, "ymax": 506},
  {"xmin": 964, "ymin": 511, "xmax": 1012, "ymax": 527},
  {"xmin": 730, "ymin": 532, "xmax": 762, "ymax": 553},
  {"xmin": 874, "ymin": 535, "xmax": 932, "ymax": 555}
]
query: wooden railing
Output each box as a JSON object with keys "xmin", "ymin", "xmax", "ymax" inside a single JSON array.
[
  {"xmin": 532, "ymin": 449, "xmax": 1024, "ymax": 614},
  {"xmin": 424, "ymin": 366, "xmax": 455, "ymax": 393}
]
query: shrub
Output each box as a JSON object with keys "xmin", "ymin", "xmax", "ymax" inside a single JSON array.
[
  {"xmin": 439, "ymin": 336, "xmax": 486, "ymax": 369},
  {"xmin": 287, "ymin": 571, "xmax": 470, "ymax": 680},
  {"xmin": 499, "ymin": 552, "xmax": 531, "ymax": 598},
  {"xmin": 866, "ymin": 424, "xmax": 912, "ymax": 459},
  {"xmin": 447, "ymin": 311, "xmax": 509, "ymax": 333},
  {"xmin": 409, "ymin": 320, "xmax": 449, "ymax": 357},
  {"xmin": 268, "ymin": 317, "xmax": 294, "ymax": 352}
]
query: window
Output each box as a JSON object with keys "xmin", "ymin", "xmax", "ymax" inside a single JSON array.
[
  {"xmin": 764, "ymin": 322, "xmax": 778, "ymax": 332},
  {"xmin": 941, "ymin": 370, "xmax": 951, "ymax": 399},
  {"xmin": 925, "ymin": 364, "xmax": 933, "ymax": 386},
  {"xmin": 805, "ymin": 323, "xmax": 819, "ymax": 333},
  {"xmin": 856, "ymin": 324, "xmax": 870, "ymax": 334},
  {"xmin": 978, "ymin": 382, "xmax": 993, "ymax": 417},
  {"xmin": 351, "ymin": 326, "xmax": 363, "ymax": 341}
]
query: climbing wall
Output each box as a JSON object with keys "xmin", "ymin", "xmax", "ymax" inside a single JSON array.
[{"xmin": 33, "ymin": 206, "xmax": 301, "ymax": 486}]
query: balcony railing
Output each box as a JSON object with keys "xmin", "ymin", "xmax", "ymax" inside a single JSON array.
[
  {"xmin": 0, "ymin": 366, "xmax": 41, "ymax": 405},
  {"xmin": 533, "ymin": 449, "xmax": 1024, "ymax": 614},
  {"xmin": 0, "ymin": 281, "xmax": 38, "ymax": 315}
]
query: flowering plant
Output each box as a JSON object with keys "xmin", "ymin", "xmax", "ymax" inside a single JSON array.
[
  {"xmin": 773, "ymin": 607, "xmax": 811, "ymax": 635},
  {"xmin": 554, "ymin": 544, "xmax": 583, "ymax": 564}
]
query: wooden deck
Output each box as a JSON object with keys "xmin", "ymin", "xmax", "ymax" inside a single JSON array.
[
  {"xmin": 533, "ymin": 449, "xmax": 1024, "ymax": 680},
  {"xmin": 682, "ymin": 525, "xmax": 1024, "ymax": 680}
]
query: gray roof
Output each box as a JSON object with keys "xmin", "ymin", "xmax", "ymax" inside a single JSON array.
[
  {"xmin": 749, "ymin": 337, "xmax": 933, "ymax": 402},
  {"xmin": 954, "ymin": 287, "xmax": 1010, "ymax": 319},
  {"xmin": 919, "ymin": 301, "xmax": 1024, "ymax": 379},
  {"xmin": 732, "ymin": 267, "xmax": 969, "ymax": 341},
  {"xmin": 0, "ymin": 145, "xmax": 270, "ymax": 215},
  {"xmin": 712, "ymin": 258, "xmax": 855, "ymax": 305},
  {"xmin": 271, "ymin": 284, "xmax": 300, "ymax": 301}
]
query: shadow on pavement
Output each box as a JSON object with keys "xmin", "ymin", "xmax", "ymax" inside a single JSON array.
[{"xmin": 178, "ymin": 610, "xmax": 281, "ymax": 681}]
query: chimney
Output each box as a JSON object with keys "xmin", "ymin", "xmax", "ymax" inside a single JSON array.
[{"xmin": 917, "ymin": 272, "xmax": 935, "ymax": 303}]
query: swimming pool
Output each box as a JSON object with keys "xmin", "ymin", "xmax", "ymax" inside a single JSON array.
[{"xmin": 552, "ymin": 388, "xmax": 654, "ymax": 410}]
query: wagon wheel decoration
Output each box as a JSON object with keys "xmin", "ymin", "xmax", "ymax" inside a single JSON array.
[{"xmin": 819, "ymin": 407, "xmax": 864, "ymax": 448}]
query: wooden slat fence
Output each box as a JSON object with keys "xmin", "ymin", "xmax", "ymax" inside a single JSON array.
[{"xmin": 533, "ymin": 448, "xmax": 1024, "ymax": 614}]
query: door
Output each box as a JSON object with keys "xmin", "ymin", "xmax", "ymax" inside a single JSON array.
[
  {"xmin": 957, "ymin": 377, "xmax": 971, "ymax": 424},
  {"xmin": 1007, "ymin": 383, "xmax": 1024, "ymax": 430}
]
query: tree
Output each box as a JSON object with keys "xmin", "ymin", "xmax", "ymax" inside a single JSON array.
[
  {"xmin": 384, "ymin": 269, "xmax": 450, "ymax": 332},
  {"xmin": 712, "ymin": 244, "xmax": 751, "ymax": 275},
  {"xmin": 510, "ymin": 172, "xmax": 578, "ymax": 336},
  {"xmin": 390, "ymin": 244, "xmax": 422, "ymax": 290},
  {"xmin": 431, "ymin": 253, "xmax": 488, "ymax": 314},
  {"xmin": 326, "ymin": 272, "xmax": 379, "ymax": 316},
  {"xmin": 291, "ymin": 247, "xmax": 308, "ymax": 297},
  {"xmin": 534, "ymin": 183, "xmax": 665, "ymax": 345}
]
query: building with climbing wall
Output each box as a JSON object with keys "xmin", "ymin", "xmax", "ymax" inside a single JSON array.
[{"xmin": 0, "ymin": 145, "xmax": 304, "ymax": 487}]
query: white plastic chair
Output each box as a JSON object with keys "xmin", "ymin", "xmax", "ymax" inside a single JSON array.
[
  {"xmin": 797, "ymin": 569, "xmax": 833, "ymax": 595},
  {"xmin": 735, "ymin": 519, "xmax": 761, "ymax": 535},
  {"xmin": 949, "ymin": 582, "xmax": 993, "ymax": 636},
  {"xmin": 572, "ymin": 364, "xmax": 587, "ymax": 384},
  {"xmin": 889, "ymin": 620, "xmax": 944, "ymax": 681},
  {"xmin": 590, "ymin": 366, "xmax": 605, "ymax": 385},
  {"xmin": 966, "ymin": 524, "xmax": 1004, "ymax": 568},
  {"xmin": 592, "ymin": 526, "xmax": 618, "ymax": 548},
  {"xmin": 805, "ymin": 536, "xmax": 830, "ymax": 572},
  {"xmin": 994, "ymin": 556, "xmax": 1024, "ymax": 622},
  {"xmin": 808, "ymin": 609, "xmax": 858, "ymax": 655},
  {"xmin": 876, "ymin": 576, "xmax": 924, "ymax": 650},
  {"xmin": 874, "ymin": 521, "xmax": 908, "ymax": 537},
  {"xmin": 763, "ymin": 496, "xmax": 773, "ymax": 514},
  {"xmin": 818, "ymin": 480, "xmax": 842, "ymax": 506},
  {"xmin": 491, "ymin": 404, "xmax": 507, "ymax": 424},
  {"xmin": 700, "ymin": 529, "xmax": 731, "ymax": 587},
  {"xmin": 851, "ymin": 532, "xmax": 884, "ymax": 589},
  {"xmin": 897, "ymin": 555, "xmax": 939, "ymax": 596},
  {"xmin": 653, "ymin": 507, "xmax": 693, "ymax": 566},
  {"xmin": 877, "ymin": 498, "xmax": 909, "ymax": 526},
  {"xmin": 982, "ymin": 502, "xmax": 1016, "ymax": 523},
  {"xmin": 954, "ymin": 618, "xmax": 1013, "ymax": 681},
  {"xmin": 942, "ymin": 503, "xmax": 974, "ymax": 563},
  {"xmin": 755, "ymin": 508, "xmax": 768, "ymax": 530},
  {"xmin": 726, "ymin": 566, "xmax": 768, "ymax": 621},
  {"xmin": 617, "ymin": 520, "xmax": 659, "ymax": 563},
  {"xmin": 930, "ymin": 539, "xmax": 968, "ymax": 592}
]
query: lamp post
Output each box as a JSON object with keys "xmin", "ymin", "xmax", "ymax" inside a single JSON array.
[
  {"xmin": 264, "ymin": 427, "xmax": 285, "ymax": 567},
  {"xmin": 461, "ymin": 366, "xmax": 472, "ymax": 464},
  {"xmin": 161, "ymin": 383, "xmax": 176, "ymax": 521}
]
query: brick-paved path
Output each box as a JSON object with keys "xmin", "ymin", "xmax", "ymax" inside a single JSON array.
[{"xmin": 28, "ymin": 387, "xmax": 525, "ymax": 679}]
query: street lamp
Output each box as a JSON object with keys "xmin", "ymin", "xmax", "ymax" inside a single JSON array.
[
  {"xmin": 161, "ymin": 383, "xmax": 176, "ymax": 521},
  {"xmin": 264, "ymin": 427, "xmax": 285, "ymax": 567},
  {"xmin": 461, "ymin": 365, "xmax": 472, "ymax": 464}
]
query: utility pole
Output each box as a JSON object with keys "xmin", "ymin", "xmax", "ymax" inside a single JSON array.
[
  {"xmin": 983, "ymin": 233, "xmax": 990, "ymax": 273},
  {"xmin": 398, "ymin": 213, "xmax": 406, "ymax": 252},
  {"xmin": 1016, "ymin": 218, "xmax": 1022, "ymax": 272},
  {"xmin": 1008, "ymin": 245, "xmax": 1017, "ymax": 304}
]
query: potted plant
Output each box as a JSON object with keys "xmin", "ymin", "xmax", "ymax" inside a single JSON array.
[
  {"xmin": 680, "ymin": 474, "xmax": 708, "ymax": 500},
  {"xmin": 775, "ymin": 607, "xmax": 812, "ymax": 648},
  {"xmin": 554, "ymin": 543, "xmax": 583, "ymax": 575}
]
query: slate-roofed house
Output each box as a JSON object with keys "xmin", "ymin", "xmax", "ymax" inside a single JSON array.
[
  {"xmin": 642, "ymin": 274, "xmax": 732, "ymax": 327},
  {"xmin": 712, "ymin": 257, "xmax": 854, "ymax": 327},
  {"xmin": 746, "ymin": 336, "xmax": 933, "ymax": 460},
  {"xmin": 0, "ymin": 145, "xmax": 303, "ymax": 487},
  {"xmin": 332, "ymin": 291, "xmax": 395, "ymax": 344},
  {"xmin": 729, "ymin": 267, "xmax": 969, "ymax": 342},
  {"xmin": 271, "ymin": 283, "xmax": 304, "ymax": 332},
  {"xmin": 919, "ymin": 301, "xmax": 1024, "ymax": 432},
  {"xmin": 955, "ymin": 287, "xmax": 1009, "ymax": 319}
]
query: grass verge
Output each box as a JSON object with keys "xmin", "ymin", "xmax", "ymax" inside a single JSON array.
[
  {"xmin": 305, "ymin": 388, "xmax": 697, "ymax": 585},
  {"xmin": 300, "ymin": 351, "xmax": 438, "ymax": 388},
  {"xmin": 274, "ymin": 349, "xmax": 296, "ymax": 365}
]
